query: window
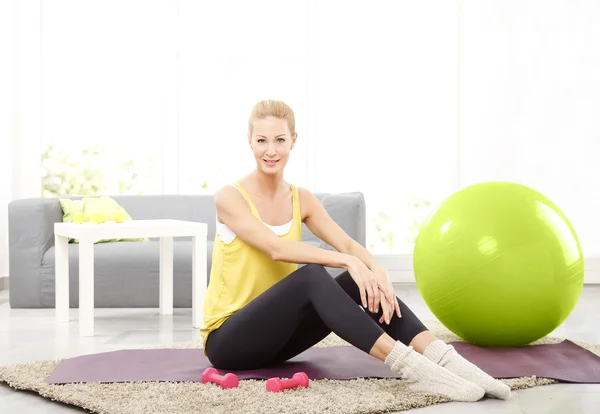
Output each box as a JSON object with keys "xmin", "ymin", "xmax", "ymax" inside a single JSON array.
[
  {"xmin": 35, "ymin": 0, "xmax": 600, "ymax": 260},
  {"xmin": 175, "ymin": 1, "xmax": 310, "ymax": 195},
  {"xmin": 313, "ymin": 1, "xmax": 460, "ymax": 254},
  {"xmin": 41, "ymin": 0, "xmax": 171, "ymax": 197},
  {"xmin": 459, "ymin": 0, "xmax": 600, "ymax": 257}
]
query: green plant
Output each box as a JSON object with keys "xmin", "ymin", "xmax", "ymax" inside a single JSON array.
[
  {"xmin": 368, "ymin": 196, "xmax": 434, "ymax": 254},
  {"xmin": 41, "ymin": 141, "xmax": 159, "ymax": 198},
  {"xmin": 369, "ymin": 209, "xmax": 396, "ymax": 252},
  {"xmin": 404, "ymin": 196, "xmax": 433, "ymax": 249},
  {"xmin": 41, "ymin": 143, "xmax": 106, "ymax": 197}
]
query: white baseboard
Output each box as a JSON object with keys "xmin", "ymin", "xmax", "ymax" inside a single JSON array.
[
  {"xmin": 382, "ymin": 255, "xmax": 600, "ymax": 285},
  {"xmin": 390, "ymin": 269, "xmax": 600, "ymax": 285},
  {"xmin": 584, "ymin": 269, "xmax": 600, "ymax": 284}
]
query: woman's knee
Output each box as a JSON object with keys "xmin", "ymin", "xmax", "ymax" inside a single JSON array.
[
  {"xmin": 289, "ymin": 263, "xmax": 331, "ymax": 288},
  {"xmin": 334, "ymin": 271, "xmax": 360, "ymax": 298},
  {"xmin": 302, "ymin": 263, "xmax": 328, "ymax": 274},
  {"xmin": 294, "ymin": 263, "xmax": 329, "ymax": 280}
]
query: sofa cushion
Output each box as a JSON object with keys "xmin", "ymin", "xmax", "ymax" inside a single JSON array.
[
  {"xmin": 58, "ymin": 196, "xmax": 148, "ymax": 243},
  {"xmin": 40, "ymin": 239, "xmax": 324, "ymax": 308}
]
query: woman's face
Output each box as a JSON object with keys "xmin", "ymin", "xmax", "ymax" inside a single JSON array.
[{"xmin": 248, "ymin": 116, "xmax": 296, "ymax": 176}]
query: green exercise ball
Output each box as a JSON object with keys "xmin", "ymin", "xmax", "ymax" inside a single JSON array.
[{"xmin": 413, "ymin": 181, "xmax": 584, "ymax": 347}]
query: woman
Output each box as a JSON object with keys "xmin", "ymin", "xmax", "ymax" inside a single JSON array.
[{"xmin": 200, "ymin": 100, "xmax": 510, "ymax": 402}]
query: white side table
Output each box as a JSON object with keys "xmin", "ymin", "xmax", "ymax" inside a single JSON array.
[{"xmin": 54, "ymin": 219, "xmax": 208, "ymax": 336}]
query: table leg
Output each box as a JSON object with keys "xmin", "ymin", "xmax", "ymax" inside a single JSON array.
[
  {"xmin": 159, "ymin": 237, "xmax": 174, "ymax": 315},
  {"xmin": 79, "ymin": 238, "xmax": 95, "ymax": 337},
  {"xmin": 192, "ymin": 231, "xmax": 207, "ymax": 329},
  {"xmin": 55, "ymin": 234, "xmax": 70, "ymax": 322}
]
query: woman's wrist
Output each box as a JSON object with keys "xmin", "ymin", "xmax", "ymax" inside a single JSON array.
[
  {"xmin": 341, "ymin": 252, "xmax": 384, "ymax": 275},
  {"xmin": 341, "ymin": 253, "xmax": 358, "ymax": 270},
  {"xmin": 370, "ymin": 264, "xmax": 390, "ymax": 284},
  {"xmin": 345, "ymin": 240, "xmax": 386, "ymax": 274}
]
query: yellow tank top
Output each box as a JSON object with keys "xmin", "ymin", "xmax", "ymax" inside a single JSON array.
[{"xmin": 200, "ymin": 181, "xmax": 302, "ymax": 351}]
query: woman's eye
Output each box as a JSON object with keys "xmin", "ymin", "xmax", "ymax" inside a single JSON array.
[{"xmin": 278, "ymin": 138, "xmax": 285, "ymax": 142}]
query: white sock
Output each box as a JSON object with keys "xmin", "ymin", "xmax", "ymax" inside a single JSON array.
[
  {"xmin": 424, "ymin": 340, "xmax": 511, "ymax": 400},
  {"xmin": 384, "ymin": 341, "xmax": 485, "ymax": 402}
]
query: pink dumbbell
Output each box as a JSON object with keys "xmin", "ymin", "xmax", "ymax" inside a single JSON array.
[
  {"xmin": 201, "ymin": 367, "xmax": 239, "ymax": 389},
  {"xmin": 266, "ymin": 372, "xmax": 309, "ymax": 392}
]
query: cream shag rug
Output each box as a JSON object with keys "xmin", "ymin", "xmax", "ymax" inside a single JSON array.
[{"xmin": 1, "ymin": 320, "xmax": 599, "ymax": 414}]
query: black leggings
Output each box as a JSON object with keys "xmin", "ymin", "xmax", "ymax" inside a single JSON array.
[{"xmin": 205, "ymin": 263, "xmax": 428, "ymax": 370}]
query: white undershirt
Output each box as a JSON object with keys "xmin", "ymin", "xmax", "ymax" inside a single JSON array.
[
  {"xmin": 216, "ymin": 219, "xmax": 292, "ymax": 244},
  {"xmin": 216, "ymin": 184, "xmax": 293, "ymax": 244}
]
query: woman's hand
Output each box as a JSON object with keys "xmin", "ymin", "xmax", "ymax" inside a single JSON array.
[
  {"xmin": 374, "ymin": 267, "xmax": 401, "ymax": 320},
  {"xmin": 378, "ymin": 288, "xmax": 394, "ymax": 324},
  {"xmin": 346, "ymin": 256, "xmax": 385, "ymax": 313}
]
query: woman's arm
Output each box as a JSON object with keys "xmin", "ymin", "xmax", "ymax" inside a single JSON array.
[
  {"xmin": 299, "ymin": 187, "xmax": 399, "ymax": 317},
  {"xmin": 215, "ymin": 185, "xmax": 382, "ymax": 311},
  {"xmin": 299, "ymin": 188, "xmax": 385, "ymax": 273},
  {"xmin": 215, "ymin": 185, "xmax": 352, "ymax": 268}
]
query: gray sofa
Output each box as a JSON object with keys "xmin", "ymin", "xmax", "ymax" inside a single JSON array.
[{"xmin": 8, "ymin": 193, "xmax": 366, "ymax": 309}]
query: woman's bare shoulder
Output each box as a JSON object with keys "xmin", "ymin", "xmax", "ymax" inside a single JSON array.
[
  {"xmin": 213, "ymin": 184, "xmax": 250, "ymax": 223},
  {"xmin": 296, "ymin": 186, "xmax": 321, "ymax": 221}
]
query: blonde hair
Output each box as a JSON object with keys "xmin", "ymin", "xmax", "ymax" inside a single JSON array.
[{"xmin": 248, "ymin": 99, "xmax": 296, "ymax": 136}]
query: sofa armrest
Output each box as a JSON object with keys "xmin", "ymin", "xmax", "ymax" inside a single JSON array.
[{"xmin": 8, "ymin": 198, "xmax": 64, "ymax": 307}]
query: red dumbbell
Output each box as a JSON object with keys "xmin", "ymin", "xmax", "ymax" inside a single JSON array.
[
  {"xmin": 201, "ymin": 367, "xmax": 239, "ymax": 389},
  {"xmin": 266, "ymin": 372, "xmax": 309, "ymax": 392}
]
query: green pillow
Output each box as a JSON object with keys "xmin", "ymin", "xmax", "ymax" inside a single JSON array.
[{"xmin": 59, "ymin": 196, "xmax": 148, "ymax": 244}]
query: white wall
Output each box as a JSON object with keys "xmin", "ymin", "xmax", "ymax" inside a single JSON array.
[
  {"xmin": 12, "ymin": 0, "xmax": 42, "ymax": 200},
  {"xmin": 0, "ymin": 1, "xmax": 14, "ymax": 279},
  {"xmin": 459, "ymin": 0, "xmax": 600, "ymax": 258},
  {"xmin": 1, "ymin": 1, "xmax": 43, "ymax": 280},
  {"xmin": 4, "ymin": 1, "xmax": 600, "ymax": 286},
  {"xmin": 387, "ymin": 0, "xmax": 600, "ymax": 284}
]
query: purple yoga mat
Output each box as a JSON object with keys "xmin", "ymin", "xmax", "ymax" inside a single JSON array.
[
  {"xmin": 46, "ymin": 346, "xmax": 396, "ymax": 385},
  {"xmin": 451, "ymin": 340, "xmax": 600, "ymax": 383},
  {"xmin": 45, "ymin": 340, "xmax": 600, "ymax": 385}
]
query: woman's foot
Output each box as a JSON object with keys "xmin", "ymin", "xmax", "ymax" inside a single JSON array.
[
  {"xmin": 385, "ymin": 341, "xmax": 485, "ymax": 402},
  {"xmin": 423, "ymin": 340, "xmax": 511, "ymax": 400}
]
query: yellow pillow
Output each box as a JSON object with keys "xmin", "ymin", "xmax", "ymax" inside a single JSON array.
[{"xmin": 59, "ymin": 197, "xmax": 148, "ymax": 244}]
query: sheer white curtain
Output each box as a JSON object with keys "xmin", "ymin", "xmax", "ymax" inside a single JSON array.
[
  {"xmin": 312, "ymin": 0, "xmax": 600, "ymax": 258},
  {"xmin": 459, "ymin": 0, "xmax": 600, "ymax": 257},
  {"xmin": 40, "ymin": 0, "xmax": 173, "ymax": 197},
  {"xmin": 3, "ymin": 1, "xmax": 43, "ymax": 279},
  {"xmin": 176, "ymin": 0, "xmax": 310, "ymax": 194},
  {"xmin": 313, "ymin": 1, "xmax": 460, "ymax": 254},
  {"xmin": 8, "ymin": 0, "xmax": 600, "ymax": 284},
  {"xmin": 0, "ymin": 1, "xmax": 12, "ymax": 278}
]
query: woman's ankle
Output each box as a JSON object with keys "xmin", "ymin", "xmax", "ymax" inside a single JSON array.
[
  {"xmin": 369, "ymin": 333, "xmax": 398, "ymax": 361},
  {"xmin": 409, "ymin": 330, "xmax": 439, "ymax": 354}
]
